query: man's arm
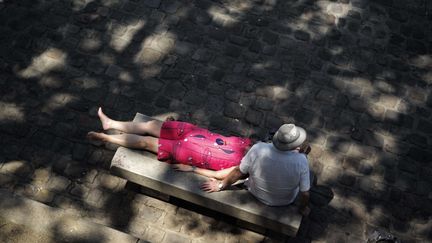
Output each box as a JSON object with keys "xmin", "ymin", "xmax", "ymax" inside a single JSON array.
[
  {"xmin": 299, "ymin": 191, "xmax": 310, "ymax": 216},
  {"xmin": 200, "ymin": 166, "xmax": 247, "ymax": 192}
]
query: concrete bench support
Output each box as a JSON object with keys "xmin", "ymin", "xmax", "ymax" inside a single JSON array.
[{"xmin": 110, "ymin": 113, "xmax": 302, "ymax": 236}]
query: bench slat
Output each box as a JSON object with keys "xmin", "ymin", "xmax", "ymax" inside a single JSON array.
[{"xmin": 110, "ymin": 113, "xmax": 302, "ymax": 236}]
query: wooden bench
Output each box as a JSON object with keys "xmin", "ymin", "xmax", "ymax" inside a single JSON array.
[{"xmin": 110, "ymin": 113, "xmax": 302, "ymax": 236}]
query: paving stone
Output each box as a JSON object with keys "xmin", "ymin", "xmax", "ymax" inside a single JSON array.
[
  {"xmin": 384, "ymin": 138, "xmax": 409, "ymax": 155},
  {"xmin": 249, "ymin": 40, "xmax": 262, "ymax": 53},
  {"xmin": 137, "ymin": 48, "xmax": 162, "ymax": 65},
  {"xmin": 394, "ymin": 172, "xmax": 417, "ymax": 192},
  {"xmin": 0, "ymin": 0, "xmax": 431, "ymax": 241},
  {"xmin": 162, "ymin": 231, "xmax": 191, "ymax": 243},
  {"xmin": 72, "ymin": 143, "xmax": 89, "ymax": 161},
  {"xmin": 191, "ymin": 48, "xmax": 211, "ymax": 62},
  {"xmin": 229, "ymin": 35, "xmax": 250, "ymax": 46},
  {"xmin": 0, "ymin": 173, "xmax": 17, "ymax": 189},
  {"xmin": 223, "ymin": 102, "xmax": 246, "ymax": 119},
  {"xmin": 417, "ymin": 119, "xmax": 432, "ymax": 134},
  {"xmin": 315, "ymin": 89, "xmax": 337, "ymax": 104},
  {"xmin": 347, "ymin": 142, "xmax": 376, "ymax": 160},
  {"xmin": 164, "ymin": 82, "xmax": 186, "ymax": 99},
  {"xmin": 143, "ymin": 0, "xmax": 161, "ymax": 8},
  {"xmin": 245, "ymin": 109, "xmax": 264, "ymax": 126},
  {"xmin": 84, "ymin": 188, "xmax": 104, "ymax": 208},
  {"xmin": 254, "ymin": 97, "xmax": 274, "ymax": 111},
  {"xmin": 64, "ymin": 162, "xmax": 87, "ymax": 179},
  {"xmin": 363, "ymin": 131, "xmax": 385, "ymax": 149},
  {"xmin": 136, "ymin": 205, "xmax": 164, "ymax": 224},
  {"xmin": 326, "ymin": 136, "xmax": 351, "ymax": 154},
  {"xmin": 30, "ymin": 130, "xmax": 55, "ymax": 149},
  {"xmin": 47, "ymin": 174, "xmax": 71, "ymax": 192},
  {"xmin": 70, "ymin": 183, "xmax": 91, "ymax": 198},
  {"xmin": 183, "ymin": 90, "xmax": 207, "ymax": 105},
  {"xmin": 407, "ymin": 147, "xmax": 432, "ymax": 163},
  {"xmin": 224, "ymin": 44, "xmax": 242, "ymax": 58},
  {"xmin": 0, "ymin": 160, "xmax": 33, "ymax": 178},
  {"xmin": 188, "ymin": 9, "xmax": 211, "ymax": 25},
  {"xmin": 262, "ymin": 30, "xmax": 279, "ymax": 45},
  {"xmin": 32, "ymin": 168, "xmax": 51, "ymax": 185},
  {"xmin": 415, "ymin": 180, "xmax": 431, "ymax": 196},
  {"xmin": 294, "ymin": 30, "xmax": 311, "ymax": 41},
  {"xmin": 96, "ymin": 172, "xmax": 125, "ymax": 191}
]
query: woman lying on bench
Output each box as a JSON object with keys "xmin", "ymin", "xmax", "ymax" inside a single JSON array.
[{"xmin": 88, "ymin": 108, "xmax": 310, "ymax": 181}]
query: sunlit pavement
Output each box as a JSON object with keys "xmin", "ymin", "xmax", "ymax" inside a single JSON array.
[{"xmin": 0, "ymin": 0, "xmax": 431, "ymax": 242}]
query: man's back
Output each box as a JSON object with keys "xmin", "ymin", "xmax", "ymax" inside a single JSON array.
[{"xmin": 239, "ymin": 142, "xmax": 310, "ymax": 206}]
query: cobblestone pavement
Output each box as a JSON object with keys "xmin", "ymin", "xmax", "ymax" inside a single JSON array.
[{"xmin": 0, "ymin": 0, "xmax": 431, "ymax": 242}]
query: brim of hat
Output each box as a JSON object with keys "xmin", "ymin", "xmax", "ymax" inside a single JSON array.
[{"xmin": 272, "ymin": 126, "xmax": 307, "ymax": 151}]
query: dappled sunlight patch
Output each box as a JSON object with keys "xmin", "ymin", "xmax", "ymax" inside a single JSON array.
[
  {"xmin": 219, "ymin": 1, "xmax": 252, "ymax": 13},
  {"xmin": 0, "ymin": 102, "xmax": 25, "ymax": 122},
  {"xmin": 71, "ymin": 0, "xmax": 94, "ymax": 11},
  {"xmin": 118, "ymin": 71, "xmax": 134, "ymax": 83},
  {"xmin": 319, "ymin": 1, "xmax": 350, "ymax": 19},
  {"xmin": 140, "ymin": 65, "xmax": 163, "ymax": 79},
  {"xmin": 207, "ymin": 5, "xmax": 240, "ymax": 27},
  {"xmin": 377, "ymin": 94, "xmax": 400, "ymax": 110},
  {"xmin": 410, "ymin": 55, "xmax": 432, "ymax": 69},
  {"xmin": 255, "ymin": 85, "xmax": 293, "ymax": 101},
  {"xmin": 98, "ymin": 52, "xmax": 116, "ymax": 66},
  {"xmin": 79, "ymin": 38, "xmax": 102, "ymax": 53},
  {"xmin": 0, "ymin": 160, "xmax": 32, "ymax": 176},
  {"xmin": 278, "ymin": 0, "xmax": 351, "ymax": 40},
  {"xmin": 109, "ymin": 20, "xmax": 146, "ymax": 52},
  {"xmin": 374, "ymin": 79, "xmax": 396, "ymax": 94},
  {"xmin": 72, "ymin": 0, "xmax": 120, "ymax": 10},
  {"xmin": 41, "ymin": 93, "xmax": 76, "ymax": 113},
  {"xmin": 420, "ymin": 71, "xmax": 432, "ymax": 84},
  {"xmin": 17, "ymin": 48, "xmax": 66, "ymax": 79},
  {"xmin": 39, "ymin": 76, "xmax": 65, "ymax": 90},
  {"xmin": 135, "ymin": 48, "xmax": 163, "ymax": 65},
  {"xmin": 133, "ymin": 31, "xmax": 177, "ymax": 66},
  {"xmin": 405, "ymin": 86, "xmax": 428, "ymax": 105}
]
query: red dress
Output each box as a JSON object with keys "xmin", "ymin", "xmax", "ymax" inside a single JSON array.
[{"xmin": 157, "ymin": 121, "xmax": 251, "ymax": 170}]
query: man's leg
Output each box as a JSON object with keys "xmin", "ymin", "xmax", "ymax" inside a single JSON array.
[
  {"xmin": 87, "ymin": 132, "xmax": 158, "ymax": 153},
  {"xmin": 98, "ymin": 107, "xmax": 163, "ymax": 137}
]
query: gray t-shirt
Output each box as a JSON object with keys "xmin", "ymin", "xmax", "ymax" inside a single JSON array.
[{"xmin": 239, "ymin": 142, "xmax": 310, "ymax": 206}]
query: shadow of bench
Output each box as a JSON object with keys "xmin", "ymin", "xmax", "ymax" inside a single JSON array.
[{"xmin": 110, "ymin": 113, "xmax": 302, "ymax": 236}]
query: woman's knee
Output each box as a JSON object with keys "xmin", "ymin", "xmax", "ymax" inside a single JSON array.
[
  {"xmin": 138, "ymin": 137, "xmax": 158, "ymax": 152},
  {"xmin": 144, "ymin": 120, "xmax": 163, "ymax": 137}
]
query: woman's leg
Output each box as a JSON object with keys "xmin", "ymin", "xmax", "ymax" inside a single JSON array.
[
  {"xmin": 87, "ymin": 131, "xmax": 158, "ymax": 153},
  {"xmin": 98, "ymin": 107, "xmax": 163, "ymax": 137}
]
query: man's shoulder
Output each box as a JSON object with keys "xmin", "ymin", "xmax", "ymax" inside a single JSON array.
[{"xmin": 251, "ymin": 142, "xmax": 272, "ymax": 151}]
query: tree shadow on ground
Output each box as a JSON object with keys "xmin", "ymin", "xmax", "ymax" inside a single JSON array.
[{"xmin": 0, "ymin": 0, "xmax": 431, "ymax": 242}]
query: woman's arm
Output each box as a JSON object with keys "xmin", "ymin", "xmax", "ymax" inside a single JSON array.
[
  {"xmin": 172, "ymin": 164, "xmax": 236, "ymax": 180},
  {"xmin": 201, "ymin": 166, "xmax": 247, "ymax": 192}
]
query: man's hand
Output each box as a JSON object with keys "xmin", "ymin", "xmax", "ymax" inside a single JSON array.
[
  {"xmin": 200, "ymin": 178, "xmax": 221, "ymax": 193},
  {"xmin": 299, "ymin": 205, "xmax": 311, "ymax": 216}
]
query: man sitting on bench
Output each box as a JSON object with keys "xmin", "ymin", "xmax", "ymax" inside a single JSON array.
[
  {"xmin": 199, "ymin": 124, "xmax": 311, "ymax": 216},
  {"xmin": 88, "ymin": 108, "xmax": 311, "ymax": 216}
]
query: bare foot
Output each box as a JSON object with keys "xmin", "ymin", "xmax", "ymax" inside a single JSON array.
[
  {"xmin": 98, "ymin": 107, "xmax": 112, "ymax": 130},
  {"xmin": 87, "ymin": 131, "xmax": 107, "ymax": 142}
]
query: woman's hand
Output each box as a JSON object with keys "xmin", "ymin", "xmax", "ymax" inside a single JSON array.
[
  {"xmin": 172, "ymin": 164, "xmax": 195, "ymax": 172},
  {"xmin": 201, "ymin": 178, "xmax": 222, "ymax": 193}
]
